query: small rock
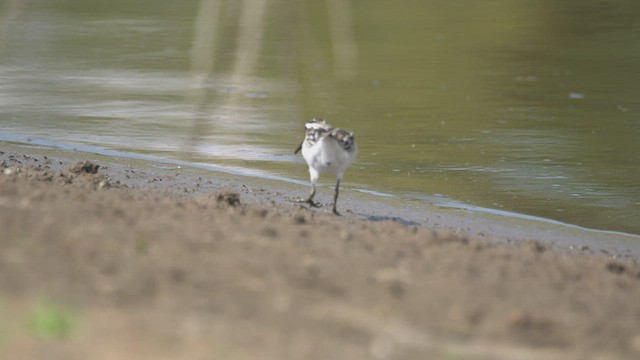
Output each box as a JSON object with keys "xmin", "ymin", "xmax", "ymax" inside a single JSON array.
[
  {"xmin": 69, "ymin": 161, "xmax": 100, "ymax": 174},
  {"xmin": 97, "ymin": 179, "xmax": 109, "ymax": 190},
  {"xmin": 606, "ymin": 261, "xmax": 626, "ymax": 274},
  {"xmin": 215, "ymin": 192, "xmax": 241, "ymax": 207}
]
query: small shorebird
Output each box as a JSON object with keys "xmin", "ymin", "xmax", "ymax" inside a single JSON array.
[{"xmin": 294, "ymin": 118, "xmax": 357, "ymax": 215}]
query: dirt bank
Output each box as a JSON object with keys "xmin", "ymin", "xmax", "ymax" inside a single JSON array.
[{"xmin": 1, "ymin": 146, "xmax": 640, "ymax": 359}]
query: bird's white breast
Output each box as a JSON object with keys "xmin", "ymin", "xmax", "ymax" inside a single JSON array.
[{"xmin": 302, "ymin": 136, "xmax": 357, "ymax": 176}]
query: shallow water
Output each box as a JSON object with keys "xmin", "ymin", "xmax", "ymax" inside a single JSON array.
[{"xmin": 1, "ymin": 0, "xmax": 639, "ymax": 235}]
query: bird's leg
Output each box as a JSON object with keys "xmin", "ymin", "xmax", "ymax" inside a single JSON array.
[
  {"xmin": 332, "ymin": 179, "xmax": 341, "ymax": 215},
  {"xmin": 293, "ymin": 183, "xmax": 321, "ymax": 207},
  {"xmin": 305, "ymin": 183, "xmax": 320, "ymax": 207}
]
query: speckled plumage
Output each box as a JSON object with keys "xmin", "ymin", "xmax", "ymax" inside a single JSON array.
[{"xmin": 294, "ymin": 118, "xmax": 357, "ymax": 215}]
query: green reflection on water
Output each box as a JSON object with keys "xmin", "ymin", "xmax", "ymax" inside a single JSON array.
[{"xmin": 1, "ymin": 0, "xmax": 639, "ymax": 234}]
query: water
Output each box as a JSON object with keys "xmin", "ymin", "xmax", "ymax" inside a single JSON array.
[{"xmin": 1, "ymin": 0, "xmax": 639, "ymax": 235}]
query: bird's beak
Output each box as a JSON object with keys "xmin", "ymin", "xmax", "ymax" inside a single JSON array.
[{"xmin": 294, "ymin": 141, "xmax": 303, "ymax": 154}]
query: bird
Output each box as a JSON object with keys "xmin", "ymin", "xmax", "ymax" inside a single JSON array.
[{"xmin": 294, "ymin": 118, "xmax": 357, "ymax": 215}]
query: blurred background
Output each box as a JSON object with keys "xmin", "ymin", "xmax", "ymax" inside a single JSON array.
[{"xmin": 1, "ymin": 0, "xmax": 639, "ymax": 235}]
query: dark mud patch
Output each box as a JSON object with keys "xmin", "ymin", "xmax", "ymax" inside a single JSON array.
[{"xmin": 68, "ymin": 160, "xmax": 100, "ymax": 174}]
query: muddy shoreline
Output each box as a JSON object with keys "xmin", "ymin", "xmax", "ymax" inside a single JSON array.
[
  {"xmin": 2, "ymin": 143, "xmax": 640, "ymax": 359},
  {"xmin": 3, "ymin": 141, "xmax": 640, "ymax": 261}
]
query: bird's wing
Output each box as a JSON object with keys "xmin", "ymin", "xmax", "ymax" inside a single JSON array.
[{"xmin": 329, "ymin": 128, "xmax": 355, "ymax": 151}]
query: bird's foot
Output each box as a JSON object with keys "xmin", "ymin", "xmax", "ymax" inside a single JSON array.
[{"xmin": 291, "ymin": 197, "xmax": 321, "ymax": 208}]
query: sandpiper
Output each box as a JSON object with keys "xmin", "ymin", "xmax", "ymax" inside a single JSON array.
[{"xmin": 294, "ymin": 118, "xmax": 357, "ymax": 215}]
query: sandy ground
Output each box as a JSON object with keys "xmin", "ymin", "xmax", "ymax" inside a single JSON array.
[{"xmin": 1, "ymin": 145, "xmax": 640, "ymax": 360}]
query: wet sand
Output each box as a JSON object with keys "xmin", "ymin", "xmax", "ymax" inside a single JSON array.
[{"xmin": 1, "ymin": 144, "xmax": 640, "ymax": 359}]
